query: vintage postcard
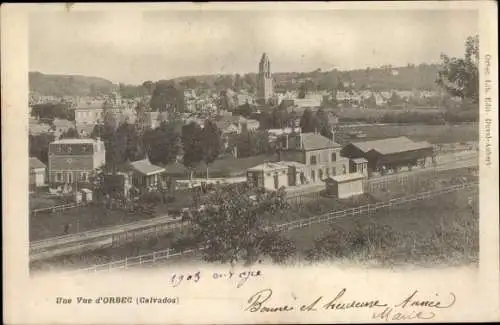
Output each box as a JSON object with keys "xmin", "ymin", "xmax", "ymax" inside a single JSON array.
[{"xmin": 2, "ymin": 1, "xmax": 499, "ymax": 324}]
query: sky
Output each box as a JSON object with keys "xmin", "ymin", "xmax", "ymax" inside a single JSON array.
[{"xmin": 29, "ymin": 8, "xmax": 479, "ymax": 85}]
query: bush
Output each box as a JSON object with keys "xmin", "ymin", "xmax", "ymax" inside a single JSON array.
[{"xmin": 140, "ymin": 191, "xmax": 163, "ymax": 205}]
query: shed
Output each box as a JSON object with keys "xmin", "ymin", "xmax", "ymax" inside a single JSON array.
[
  {"xmin": 350, "ymin": 157, "xmax": 368, "ymax": 176},
  {"xmin": 29, "ymin": 157, "xmax": 47, "ymax": 187},
  {"xmin": 80, "ymin": 188, "xmax": 93, "ymax": 202},
  {"xmin": 325, "ymin": 173, "xmax": 365, "ymax": 199},
  {"xmin": 341, "ymin": 137, "xmax": 434, "ymax": 174}
]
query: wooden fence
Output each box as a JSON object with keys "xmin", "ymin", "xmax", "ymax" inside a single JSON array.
[
  {"xmin": 31, "ymin": 202, "xmax": 83, "ymax": 216},
  {"xmin": 65, "ymin": 181, "xmax": 477, "ymax": 274}
]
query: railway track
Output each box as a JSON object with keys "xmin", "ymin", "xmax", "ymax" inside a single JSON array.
[
  {"xmin": 60, "ymin": 181, "xmax": 477, "ymax": 274},
  {"xmin": 31, "ymin": 153, "xmax": 478, "ymax": 262}
]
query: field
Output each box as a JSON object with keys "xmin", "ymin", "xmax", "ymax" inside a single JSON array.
[
  {"xmin": 286, "ymin": 187, "xmax": 478, "ymax": 267},
  {"xmin": 337, "ymin": 123, "xmax": 478, "ymax": 144}
]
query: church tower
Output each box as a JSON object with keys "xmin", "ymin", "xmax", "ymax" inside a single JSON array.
[{"xmin": 257, "ymin": 53, "xmax": 274, "ymax": 105}]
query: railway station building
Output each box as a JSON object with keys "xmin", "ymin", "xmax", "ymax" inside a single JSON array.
[{"xmin": 341, "ymin": 136, "xmax": 435, "ymax": 177}]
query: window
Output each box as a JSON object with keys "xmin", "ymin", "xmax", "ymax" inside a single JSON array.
[
  {"xmin": 331, "ymin": 152, "xmax": 337, "ymax": 162},
  {"xmin": 318, "ymin": 169, "xmax": 323, "ymax": 180},
  {"xmin": 311, "ymin": 170, "xmax": 316, "ymax": 182},
  {"xmin": 331, "ymin": 167, "xmax": 336, "ymax": 176},
  {"xmin": 342, "ymin": 165, "xmax": 347, "ymax": 174},
  {"xmin": 80, "ymin": 172, "xmax": 88, "ymax": 181},
  {"xmin": 310, "ymin": 155, "xmax": 317, "ymax": 165},
  {"xmin": 326, "ymin": 168, "xmax": 330, "ymax": 177},
  {"xmin": 67, "ymin": 172, "xmax": 73, "ymax": 183},
  {"xmin": 56, "ymin": 173, "xmax": 63, "ymax": 182}
]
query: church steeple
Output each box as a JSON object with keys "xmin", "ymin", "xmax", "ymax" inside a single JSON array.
[{"xmin": 257, "ymin": 53, "xmax": 274, "ymax": 104}]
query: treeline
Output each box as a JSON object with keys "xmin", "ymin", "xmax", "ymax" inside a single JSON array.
[
  {"xmin": 89, "ymin": 119, "xmax": 223, "ymax": 176},
  {"xmin": 340, "ymin": 109, "xmax": 478, "ymax": 125},
  {"xmin": 31, "ymin": 103, "xmax": 74, "ymax": 122},
  {"xmin": 29, "ymin": 72, "xmax": 116, "ymax": 97}
]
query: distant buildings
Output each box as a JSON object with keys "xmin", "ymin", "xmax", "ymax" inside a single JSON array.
[
  {"xmin": 48, "ymin": 138, "xmax": 106, "ymax": 186},
  {"xmin": 215, "ymin": 114, "xmax": 260, "ymax": 135},
  {"xmin": 256, "ymin": 53, "xmax": 274, "ymax": 105}
]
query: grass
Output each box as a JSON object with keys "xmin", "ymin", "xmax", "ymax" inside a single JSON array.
[
  {"xmin": 288, "ymin": 188, "xmax": 478, "ymax": 267},
  {"xmin": 337, "ymin": 123, "xmax": 478, "ymax": 145}
]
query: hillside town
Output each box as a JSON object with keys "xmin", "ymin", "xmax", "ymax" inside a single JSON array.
[{"xmin": 30, "ymin": 39, "xmax": 479, "ymax": 272}]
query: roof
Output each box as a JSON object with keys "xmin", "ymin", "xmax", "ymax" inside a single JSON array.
[
  {"xmin": 352, "ymin": 157, "xmax": 368, "ymax": 163},
  {"xmin": 278, "ymin": 161, "xmax": 306, "ymax": 168},
  {"xmin": 129, "ymin": 159, "xmax": 165, "ymax": 176},
  {"xmin": 29, "ymin": 157, "xmax": 46, "ymax": 170},
  {"xmin": 248, "ymin": 162, "xmax": 289, "ymax": 172},
  {"xmin": 327, "ymin": 173, "xmax": 365, "ymax": 183},
  {"xmin": 349, "ymin": 137, "xmax": 415, "ymax": 154},
  {"xmin": 299, "ymin": 133, "xmax": 341, "ymax": 150},
  {"xmin": 51, "ymin": 138, "xmax": 100, "ymax": 145}
]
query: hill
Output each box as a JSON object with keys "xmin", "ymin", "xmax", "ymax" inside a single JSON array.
[
  {"xmin": 168, "ymin": 63, "xmax": 442, "ymax": 92},
  {"xmin": 29, "ymin": 63, "xmax": 443, "ymax": 97},
  {"xmin": 29, "ymin": 72, "xmax": 117, "ymax": 97}
]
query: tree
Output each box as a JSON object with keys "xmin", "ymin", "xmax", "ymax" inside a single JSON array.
[
  {"xmin": 314, "ymin": 108, "xmax": 333, "ymax": 139},
  {"xmin": 182, "ymin": 122, "xmax": 204, "ymax": 179},
  {"xmin": 179, "ymin": 77, "xmax": 199, "ymax": 90},
  {"xmin": 299, "ymin": 108, "xmax": 316, "ymax": 132},
  {"xmin": 218, "ymin": 89, "xmax": 236, "ymax": 111},
  {"xmin": 271, "ymin": 106, "xmax": 290, "ymax": 129},
  {"xmin": 202, "ymin": 120, "xmax": 222, "ymax": 178},
  {"xmin": 437, "ymin": 35, "xmax": 479, "ymax": 103},
  {"xmin": 189, "ymin": 184, "xmax": 294, "ymax": 266},
  {"xmin": 29, "ymin": 133, "xmax": 55, "ymax": 164},
  {"xmin": 31, "ymin": 103, "xmax": 72, "ymax": 122},
  {"xmin": 116, "ymin": 123, "xmax": 145, "ymax": 163},
  {"xmin": 150, "ymin": 80, "xmax": 185, "ymax": 113},
  {"xmin": 233, "ymin": 73, "xmax": 243, "ymax": 91},
  {"xmin": 60, "ymin": 127, "xmax": 79, "ymax": 139},
  {"xmin": 236, "ymin": 130, "xmax": 272, "ymax": 158},
  {"xmin": 298, "ymin": 84, "xmax": 307, "ymax": 99},
  {"xmin": 142, "ymin": 81, "xmax": 156, "ymax": 95},
  {"xmin": 143, "ymin": 121, "xmax": 182, "ymax": 165}
]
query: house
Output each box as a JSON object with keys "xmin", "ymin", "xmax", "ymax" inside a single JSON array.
[
  {"xmin": 48, "ymin": 138, "xmax": 106, "ymax": 186},
  {"xmin": 246, "ymin": 161, "xmax": 307, "ymax": 191},
  {"xmin": 341, "ymin": 137, "xmax": 435, "ymax": 176},
  {"xmin": 127, "ymin": 158, "xmax": 166, "ymax": 191},
  {"xmin": 214, "ymin": 114, "xmax": 252, "ymax": 135},
  {"xmin": 278, "ymin": 132, "xmax": 350, "ymax": 184},
  {"xmin": 29, "ymin": 157, "xmax": 47, "ymax": 188},
  {"xmin": 75, "ymin": 106, "xmax": 104, "ymax": 125},
  {"xmin": 243, "ymin": 119, "xmax": 260, "ymax": 132}
]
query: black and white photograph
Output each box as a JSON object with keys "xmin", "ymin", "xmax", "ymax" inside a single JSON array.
[{"xmin": 2, "ymin": 2, "xmax": 499, "ymax": 324}]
